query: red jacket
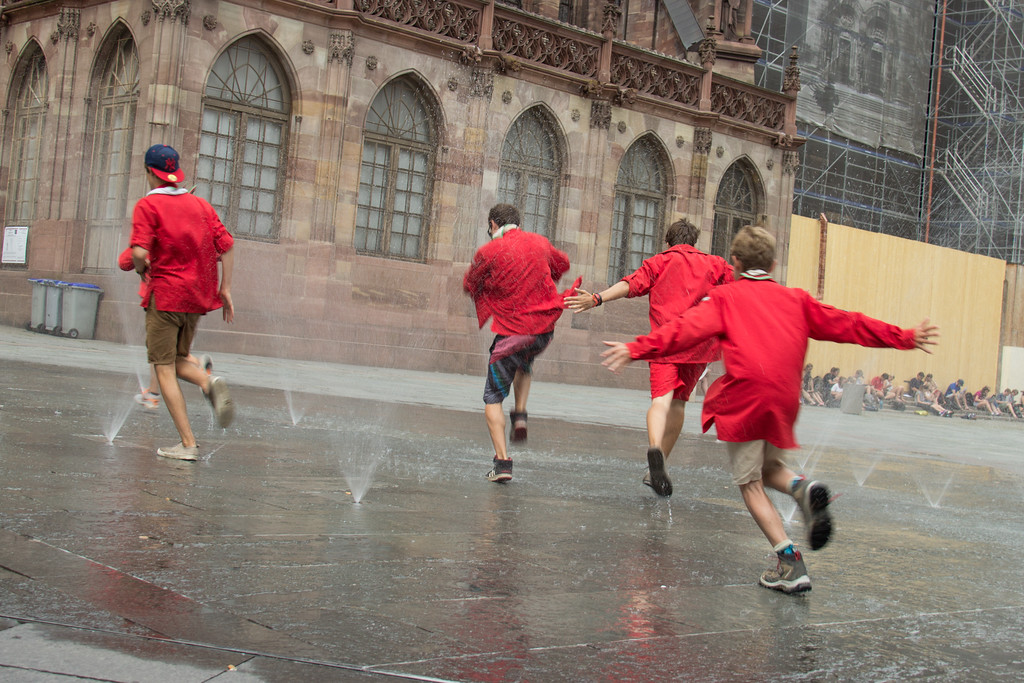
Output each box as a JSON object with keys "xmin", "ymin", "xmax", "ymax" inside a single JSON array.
[
  {"xmin": 622, "ymin": 244, "xmax": 733, "ymax": 363},
  {"xmin": 463, "ymin": 228, "xmax": 573, "ymax": 335},
  {"xmin": 130, "ymin": 188, "xmax": 234, "ymax": 314},
  {"xmin": 627, "ymin": 275, "xmax": 917, "ymax": 448}
]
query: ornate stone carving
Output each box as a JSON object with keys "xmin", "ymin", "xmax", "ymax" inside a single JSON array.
[
  {"xmin": 366, "ymin": 55, "xmax": 378, "ymax": 70},
  {"xmin": 613, "ymin": 86, "xmax": 636, "ymax": 106},
  {"xmin": 329, "ymin": 32, "xmax": 354, "ymax": 66},
  {"xmin": 141, "ymin": 10, "xmax": 151, "ymax": 26},
  {"xmin": 202, "ymin": 14, "xmax": 217, "ymax": 31},
  {"xmin": 579, "ymin": 79, "xmax": 601, "ymax": 98},
  {"xmin": 716, "ymin": 146, "xmax": 724, "ymax": 158},
  {"xmin": 571, "ymin": 109, "xmax": 580, "ymax": 122},
  {"xmin": 766, "ymin": 157, "xmax": 774, "ymax": 170},
  {"xmin": 86, "ymin": 22, "xmax": 97, "ymax": 37},
  {"xmin": 459, "ymin": 45, "xmax": 482, "ymax": 66},
  {"xmin": 676, "ymin": 135, "xmax": 685, "ymax": 148},
  {"xmin": 302, "ymin": 40, "xmax": 314, "ymax": 55},
  {"xmin": 601, "ymin": 0, "xmax": 622, "ymax": 38},
  {"xmin": 610, "ymin": 55, "xmax": 700, "ymax": 107},
  {"xmin": 470, "ymin": 68, "xmax": 493, "ymax": 99},
  {"xmin": 152, "ymin": 0, "xmax": 191, "ymax": 24},
  {"xmin": 710, "ymin": 82, "xmax": 785, "ymax": 130},
  {"xmin": 590, "ymin": 101, "xmax": 611, "ymax": 130},
  {"xmin": 617, "ymin": 121, "xmax": 627, "ymax": 134},
  {"xmin": 783, "ymin": 45, "xmax": 801, "ymax": 93},
  {"xmin": 356, "ymin": 0, "xmax": 479, "ymax": 43},
  {"xmin": 693, "ymin": 127, "xmax": 712, "ymax": 155},
  {"xmin": 492, "ymin": 17, "xmax": 598, "ymax": 78},
  {"xmin": 55, "ymin": 8, "xmax": 80, "ymax": 42},
  {"xmin": 698, "ymin": 35, "xmax": 717, "ymax": 67},
  {"xmin": 447, "ymin": 77, "xmax": 458, "ymax": 92},
  {"xmin": 494, "ymin": 53, "xmax": 521, "ymax": 74},
  {"xmin": 782, "ymin": 150, "xmax": 800, "ymax": 175},
  {"xmin": 501, "ymin": 89, "xmax": 512, "ymax": 104},
  {"xmin": 5, "ymin": 41, "xmax": 13, "ymax": 55}
]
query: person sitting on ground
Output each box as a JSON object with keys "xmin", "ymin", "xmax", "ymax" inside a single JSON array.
[
  {"xmin": 993, "ymin": 388, "xmax": 1019, "ymax": 418},
  {"xmin": 916, "ymin": 387, "xmax": 952, "ymax": 417},
  {"xmin": 944, "ymin": 379, "xmax": 967, "ymax": 411},
  {"xmin": 802, "ymin": 364, "xmax": 826, "ymax": 406},
  {"xmin": 974, "ymin": 386, "xmax": 1001, "ymax": 416},
  {"xmin": 907, "ymin": 371, "xmax": 926, "ymax": 399},
  {"xmin": 828, "ymin": 376, "xmax": 845, "ymax": 407}
]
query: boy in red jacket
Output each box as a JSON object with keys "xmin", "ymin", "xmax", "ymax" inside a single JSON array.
[
  {"xmin": 463, "ymin": 203, "xmax": 578, "ymax": 483},
  {"xmin": 129, "ymin": 144, "xmax": 236, "ymax": 461},
  {"xmin": 565, "ymin": 218, "xmax": 732, "ymax": 497},
  {"xmin": 602, "ymin": 225, "xmax": 938, "ymax": 593}
]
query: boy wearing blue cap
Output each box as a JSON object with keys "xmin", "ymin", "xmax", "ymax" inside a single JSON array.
[{"xmin": 128, "ymin": 144, "xmax": 236, "ymax": 460}]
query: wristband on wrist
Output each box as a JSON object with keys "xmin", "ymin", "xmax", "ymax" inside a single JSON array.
[{"xmin": 592, "ymin": 292, "xmax": 603, "ymax": 307}]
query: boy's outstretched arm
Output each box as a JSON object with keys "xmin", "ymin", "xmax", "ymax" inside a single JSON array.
[
  {"xmin": 601, "ymin": 341, "xmax": 634, "ymax": 373},
  {"xmin": 913, "ymin": 318, "xmax": 940, "ymax": 353},
  {"xmin": 566, "ymin": 281, "xmax": 630, "ymax": 312}
]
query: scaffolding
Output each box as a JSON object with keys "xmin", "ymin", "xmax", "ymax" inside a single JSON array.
[
  {"xmin": 751, "ymin": 0, "xmax": 1024, "ymax": 265},
  {"xmin": 928, "ymin": 0, "xmax": 1024, "ymax": 264}
]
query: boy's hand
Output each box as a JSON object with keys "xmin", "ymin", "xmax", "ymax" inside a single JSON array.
[
  {"xmin": 913, "ymin": 318, "xmax": 939, "ymax": 353},
  {"xmin": 565, "ymin": 289, "xmax": 596, "ymax": 312},
  {"xmin": 220, "ymin": 289, "xmax": 234, "ymax": 323},
  {"xmin": 601, "ymin": 341, "xmax": 633, "ymax": 373}
]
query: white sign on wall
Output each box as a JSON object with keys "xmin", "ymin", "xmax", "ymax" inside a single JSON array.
[{"xmin": 2, "ymin": 226, "xmax": 28, "ymax": 264}]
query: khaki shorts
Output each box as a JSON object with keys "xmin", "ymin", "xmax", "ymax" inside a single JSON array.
[
  {"xmin": 725, "ymin": 440, "xmax": 791, "ymax": 486},
  {"xmin": 145, "ymin": 302, "xmax": 200, "ymax": 365}
]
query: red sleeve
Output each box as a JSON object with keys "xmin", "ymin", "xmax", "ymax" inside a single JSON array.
[
  {"xmin": 622, "ymin": 256, "xmax": 660, "ymax": 297},
  {"xmin": 802, "ymin": 292, "xmax": 916, "ymax": 350},
  {"xmin": 207, "ymin": 203, "xmax": 233, "ymax": 255},
  {"xmin": 130, "ymin": 199, "xmax": 156, "ymax": 251},
  {"xmin": 117, "ymin": 247, "xmax": 133, "ymax": 271},
  {"xmin": 463, "ymin": 249, "xmax": 487, "ymax": 295},
  {"xmin": 549, "ymin": 245, "xmax": 569, "ymax": 282},
  {"xmin": 627, "ymin": 296, "xmax": 724, "ymax": 360}
]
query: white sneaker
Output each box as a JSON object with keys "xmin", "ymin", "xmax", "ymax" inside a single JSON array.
[
  {"xmin": 157, "ymin": 442, "xmax": 199, "ymax": 461},
  {"xmin": 134, "ymin": 391, "xmax": 161, "ymax": 409},
  {"xmin": 206, "ymin": 376, "xmax": 235, "ymax": 428}
]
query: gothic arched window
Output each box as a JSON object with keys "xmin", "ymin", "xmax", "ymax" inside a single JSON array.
[
  {"xmin": 608, "ymin": 136, "xmax": 669, "ymax": 283},
  {"xmin": 712, "ymin": 162, "xmax": 759, "ymax": 259},
  {"xmin": 498, "ymin": 106, "xmax": 562, "ymax": 239},
  {"xmin": 196, "ymin": 36, "xmax": 290, "ymax": 241},
  {"xmin": 84, "ymin": 26, "xmax": 140, "ymax": 270},
  {"xmin": 356, "ymin": 76, "xmax": 438, "ymax": 260},
  {"xmin": 6, "ymin": 45, "xmax": 48, "ymax": 224}
]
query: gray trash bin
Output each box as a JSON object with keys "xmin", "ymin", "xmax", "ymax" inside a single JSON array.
[
  {"xmin": 44, "ymin": 280, "xmax": 66, "ymax": 334},
  {"xmin": 840, "ymin": 383, "xmax": 867, "ymax": 415},
  {"xmin": 60, "ymin": 283, "xmax": 103, "ymax": 339},
  {"xmin": 27, "ymin": 278, "xmax": 49, "ymax": 331}
]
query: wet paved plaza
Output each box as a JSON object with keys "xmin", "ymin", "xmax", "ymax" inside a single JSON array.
[{"xmin": 1, "ymin": 326, "xmax": 1024, "ymax": 681}]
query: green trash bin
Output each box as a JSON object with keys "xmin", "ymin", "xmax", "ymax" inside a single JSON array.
[{"xmin": 60, "ymin": 283, "xmax": 103, "ymax": 339}]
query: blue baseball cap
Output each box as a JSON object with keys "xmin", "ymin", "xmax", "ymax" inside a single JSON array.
[{"xmin": 145, "ymin": 144, "xmax": 185, "ymax": 184}]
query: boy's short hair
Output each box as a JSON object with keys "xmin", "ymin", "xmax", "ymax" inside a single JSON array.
[
  {"xmin": 488, "ymin": 203, "xmax": 520, "ymax": 228},
  {"xmin": 729, "ymin": 225, "xmax": 775, "ymax": 271},
  {"xmin": 664, "ymin": 219, "xmax": 700, "ymax": 247}
]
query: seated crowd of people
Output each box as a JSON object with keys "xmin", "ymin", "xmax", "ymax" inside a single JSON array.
[{"xmin": 800, "ymin": 364, "xmax": 1023, "ymax": 419}]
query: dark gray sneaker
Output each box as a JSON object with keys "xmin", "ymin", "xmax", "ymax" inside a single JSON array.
[
  {"xmin": 206, "ymin": 376, "xmax": 235, "ymax": 428},
  {"xmin": 792, "ymin": 479, "xmax": 833, "ymax": 550},
  {"xmin": 487, "ymin": 457, "xmax": 513, "ymax": 483},
  {"xmin": 509, "ymin": 411, "xmax": 528, "ymax": 443},
  {"xmin": 645, "ymin": 447, "xmax": 672, "ymax": 497},
  {"xmin": 759, "ymin": 548, "xmax": 812, "ymax": 594}
]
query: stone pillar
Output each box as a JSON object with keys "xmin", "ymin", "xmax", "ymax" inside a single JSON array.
[{"xmin": 146, "ymin": 0, "xmax": 191, "ymax": 140}]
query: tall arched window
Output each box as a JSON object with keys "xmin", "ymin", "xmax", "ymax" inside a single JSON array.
[
  {"xmin": 356, "ymin": 76, "xmax": 437, "ymax": 260},
  {"xmin": 608, "ymin": 136, "xmax": 669, "ymax": 283},
  {"xmin": 6, "ymin": 45, "xmax": 48, "ymax": 224},
  {"xmin": 196, "ymin": 36, "xmax": 290, "ymax": 241},
  {"xmin": 84, "ymin": 27, "xmax": 140, "ymax": 270},
  {"xmin": 497, "ymin": 106, "xmax": 562, "ymax": 239},
  {"xmin": 712, "ymin": 162, "xmax": 759, "ymax": 259}
]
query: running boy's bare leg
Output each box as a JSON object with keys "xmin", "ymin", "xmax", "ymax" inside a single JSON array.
[
  {"xmin": 512, "ymin": 369, "xmax": 530, "ymax": 414},
  {"xmin": 485, "ymin": 403, "xmax": 508, "ymax": 460},
  {"xmin": 739, "ymin": 479, "xmax": 787, "ymax": 546},
  {"xmin": 647, "ymin": 392, "xmax": 686, "ymax": 456},
  {"xmin": 175, "ymin": 357, "xmax": 210, "ymax": 392},
  {"xmin": 154, "ymin": 363, "xmax": 197, "ymax": 448}
]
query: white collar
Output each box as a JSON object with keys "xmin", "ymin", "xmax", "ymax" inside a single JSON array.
[
  {"xmin": 490, "ymin": 224, "xmax": 519, "ymax": 240},
  {"xmin": 147, "ymin": 186, "xmax": 189, "ymax": 196},
  {"xmin": 739, "ymin": 269, "xmax": 772, "ymax": 280}
]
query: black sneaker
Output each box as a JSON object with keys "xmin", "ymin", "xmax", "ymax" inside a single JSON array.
[
  {"xmin": 645, "ymin": 447, "xmax": 672, "ymax": 497},
  {"xmin": 509, "ymin": 411, "xmax": 528, "ymax": 443},
  {"xmin": 759, "ymin": 548, "xmax": 812, "ymax": 594},
  {"xmin": 792, "ymin": 479, "xmax": 832, "ymax": 550},
  {"xmin": 487, "ymin": 457, "xmax": 513, "ymax": 483}
]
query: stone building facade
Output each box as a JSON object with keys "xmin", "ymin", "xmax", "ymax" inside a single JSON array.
[{"xmin": 0, "ymin": 0, "xmax": 802, "ymax": 388}]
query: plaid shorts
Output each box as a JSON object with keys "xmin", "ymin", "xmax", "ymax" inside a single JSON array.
[{"xmin": 483, "ymin": 332, "xmax": 554, "ymax": 404}]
